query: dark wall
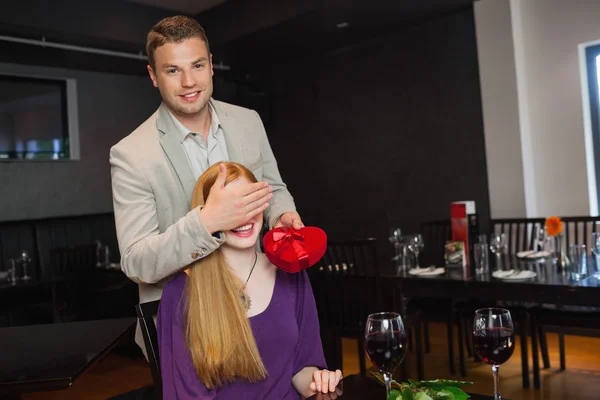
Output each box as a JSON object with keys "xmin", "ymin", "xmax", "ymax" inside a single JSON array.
[
  {"xmin": 265, "ymin": 7, "xmax": 489, "ymax": 246},
  {"xmin": 0, "ymin": 61, "xmax": 161, "ymax": 222}
]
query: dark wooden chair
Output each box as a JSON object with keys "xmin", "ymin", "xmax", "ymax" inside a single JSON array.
[
  {"xmin": 529, "ymin": 305, "xmax": 600, "ymax": 389},
  {"xmin": 492, "ymin": 216, "xmax": 600, "ymax": 389},
  {"xmin": 491, "ymin": 218, "xmax": 544, "ymax": 255},
  {"xmin": 419, "ymin": 219, "xmax": 451, "ymax": 267},
  {"xmin": 46, "ymin": 244, "xmax": 97, "ymax": 322},
  {"xmin": 406, "ymin": 221, "xmax": 463, "ymax": 377},
  {"xmin": 135, "ymin": 300, "xmax": 162, "ymax": 400},
  {"xmin": 308, "ymin": 238, "xmax": 424, "ymax": 380},
  {"xmin": 561, "ymin": 216, "xmax": 600, "ymax": 249}
]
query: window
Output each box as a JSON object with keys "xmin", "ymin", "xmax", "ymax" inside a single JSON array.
[{"xmin": 0, "ymin": 74, "xmax": 79, "ymax": 160}]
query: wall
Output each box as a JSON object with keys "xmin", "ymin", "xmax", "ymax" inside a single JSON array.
[
  {"xmin": 475, "ymin": 0, "xmax": 600, "ymax": 217},
  {"xmin": 473, "ymin": 0, "xmax": 525, "ymax": 218},
  {"xmin": 264, "ymin": 7, "xmax": 490, "ymax": 244},
  {"xmin": 0, "ymin": 62, "xmax": 161, "ymax": 221}
]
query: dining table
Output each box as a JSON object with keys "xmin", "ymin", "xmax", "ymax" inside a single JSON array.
[
  {"xmin": 381, "ymin": 255, "xmax": 600, "ymax": 389},
  {"xmin": 306, "ymin": 374, "xmax": 502, "ymax": 399},
  {"xmin": 0, "ymin": 317, "xmax": 136, "ymax": 399}
]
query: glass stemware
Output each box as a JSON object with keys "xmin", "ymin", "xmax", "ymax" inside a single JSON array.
[
  {"xmin": 534, "ymin": 227, "xmax": 548, "ymax": 252},
  {"xmin": 407, "ymin": 234, "xmax": 424, "ymax": 268},
  {"xmin": 364, "ymin": 312, "xmax": 407, "ymax": 397},
  {"xmin": 591, "ymin": 233, "xmax": 600, "ymax": 277},
  {"xmin": 473, "ymin": 308, "xmax": 515, "ymax": 400},
  {"xmin": 389, "ymin": 228, "xmax": 402, "ymax": 261},
  {"xmin": 20, "ymin": 250, "xmax": 31, "ymax": 281},
  {"xmin": 489, "ymin": 234, "xmax": 507, "ymax": 269}
]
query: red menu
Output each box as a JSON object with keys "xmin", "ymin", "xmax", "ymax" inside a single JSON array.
[{"xmin": 451, "ymin": 202, "xmax": 469, "ymax": 267}]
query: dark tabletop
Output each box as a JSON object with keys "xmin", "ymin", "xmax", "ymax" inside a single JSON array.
[
  {"xmin": 307, "ymin": 375, "xmax": 500, "ymax": 400},
  {"xmin": 0, "ymin": 317, "xmax": 135, "ymax": 396},
  {"xmin": 383, "ymin": 256, "xmax": 600, "ymax": 307}
]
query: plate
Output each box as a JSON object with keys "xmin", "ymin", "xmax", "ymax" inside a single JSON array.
[
  {"xmin": 492, "ymin": 270, "xmax": 537, "ymax": 280},
  {"xmin": 409, "ymin": 267, "xmax": 445, "ymax": 277}
]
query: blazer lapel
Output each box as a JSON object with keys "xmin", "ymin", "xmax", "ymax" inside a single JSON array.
[
  {"xmin": 212, "ymin": 100, "xmax": 245, "ymax": 165},
  {"xmin": 156, "ymin": 103, "xmax": 196, "ymax": 207}
]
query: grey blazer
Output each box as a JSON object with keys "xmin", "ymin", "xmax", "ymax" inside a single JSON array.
[{"xmin": 110, "ymin": 99, "xmax": 296, "ymax": 308}]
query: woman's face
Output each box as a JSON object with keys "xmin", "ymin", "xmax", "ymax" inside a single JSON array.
[{"xmin": 222, "ymin": 177, "xmax": 264, "ymax": 250}]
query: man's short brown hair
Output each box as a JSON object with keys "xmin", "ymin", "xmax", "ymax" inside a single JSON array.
[{"xmin": 146, "ymin": 16, "xmax": 210, "ymax": 68}]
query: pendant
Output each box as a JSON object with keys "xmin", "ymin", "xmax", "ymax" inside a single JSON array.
[{"xmin": 240, "ymin": 290, "xmax": 251, "ymax": 311}]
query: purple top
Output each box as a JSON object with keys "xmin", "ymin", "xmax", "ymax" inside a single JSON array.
[{"xmin": 157, "ymin": 268, "xmax": 327, "ymax": 399}]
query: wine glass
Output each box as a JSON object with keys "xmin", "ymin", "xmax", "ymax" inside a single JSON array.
[
  {"xmin": 534, "ymin": 227, "xmax": 548, "ymax": 252},
  {"xmin": 591, "ymin": 232, "xmax": 600, "ymax": 277},
  {"xmin": 20, "ymin": 250, "xmax": 31, "ymax": 281},
  {"xmin": 473, "ymin": 308, "xmax": 515, "ymax": 400},
  {"xmin": 489, "ymin": 234, "xmax": 507, "ymax": 269},
  {"xmin": 388, "ymin": 228, "xmax": 402, "ymax": 261},
  {"xmin": 407, "ymin": 234, "xmax": 424, "ymax": 268},
  {"xmin": 365, "ymin": 312, "xmax": 407, "ymax": 397}
]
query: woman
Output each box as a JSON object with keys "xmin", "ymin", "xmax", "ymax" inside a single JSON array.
[{"xmin": 158, "ymin": 162, "xmax": 342, "ymax": 399}]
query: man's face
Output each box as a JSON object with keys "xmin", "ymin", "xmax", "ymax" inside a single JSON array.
[{"xmin": 147, "ymin": 37, "xmax": 214, "ymax": 118}]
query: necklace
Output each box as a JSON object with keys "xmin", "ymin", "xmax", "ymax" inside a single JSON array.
[{"xmin": 240, "ymin": 252, "xmax": 258, "ymax": 311}]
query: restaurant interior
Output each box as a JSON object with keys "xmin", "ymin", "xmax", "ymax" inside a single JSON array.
[{"xmin": 1, "ymin": 0, "xmax": 600, "ymax": 399}]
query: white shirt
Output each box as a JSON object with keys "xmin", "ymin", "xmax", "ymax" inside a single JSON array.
[{"xmin": 167, "ymin": 103, "xmax": 229, "ymax": 180}]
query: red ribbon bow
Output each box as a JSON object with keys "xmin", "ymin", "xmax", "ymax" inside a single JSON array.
[{"xmin": 272, "ymin": 230, "xmax": 310, "ymax": 270}]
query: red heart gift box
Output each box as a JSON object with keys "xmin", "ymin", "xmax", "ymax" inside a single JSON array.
[{"xmin": 263, "ymin": 227, "xmax": 327, "ymax": 273}]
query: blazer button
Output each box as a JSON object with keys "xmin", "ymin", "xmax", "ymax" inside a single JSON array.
[
  {"xmin": 191, "ymin": 252, "xmax": 199, "ymax": 259},
  {"xmin": 201, "ymin": 248, "xmax": 208, "ymax": 255}
]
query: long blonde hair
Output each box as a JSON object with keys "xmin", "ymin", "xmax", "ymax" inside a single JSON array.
[{"xmin": 185, "ymin": 162, "xmax": 267, "ymax": 389}]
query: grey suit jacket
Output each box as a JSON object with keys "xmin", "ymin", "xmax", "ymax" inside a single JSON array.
[{"xmin": 110, "ymin": 99, "xmax": 296, "ymax": 308}]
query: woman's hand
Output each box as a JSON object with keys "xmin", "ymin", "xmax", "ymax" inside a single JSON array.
[{"xmin": 307, "ymin": 369, "xmax": 343, "ymax": 395}]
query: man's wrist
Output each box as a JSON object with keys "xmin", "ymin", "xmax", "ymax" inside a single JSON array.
[{"xmin": 198, "ymin": 207, "xmax": 220, "ymax": 234}]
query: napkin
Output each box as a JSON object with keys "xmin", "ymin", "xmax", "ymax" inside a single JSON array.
[
  {"xmin": 492, "ymin": 270, "xmax": 537, "ymax": 279},
  {"xmin": 408, "ymin": 267, "xmax": 445, "ymax": 276},
  {"xmin": 263, "ymin": 226, "xmax": 327, "ymax": 273}
]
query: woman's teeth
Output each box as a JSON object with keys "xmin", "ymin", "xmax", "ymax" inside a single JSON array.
[{"xmin": 232, "ymin": 224, "xmax": 252, "ymax": 233}]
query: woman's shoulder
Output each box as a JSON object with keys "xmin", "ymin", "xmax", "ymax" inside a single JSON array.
[
  {"xmin": 161, "ymin": 271, "xmax": 188, "ymax": 305},
  {"xmin": 274, "ymin": 267, "xmax": 310, "ymax": 293}
]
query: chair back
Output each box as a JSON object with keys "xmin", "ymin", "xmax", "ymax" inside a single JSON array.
[
  {"xmin": 48, "ymin": 245, "xmax": 96, "ymax": 321},
  {"xmin": 135, "ymin": 300, "xmax": 162, "ymax": 400},
  {"xmin": 308, "ymin": 238, "xmax": 381, "ymax": 336},
  {"xmin": 419, "ymin": 220, "xmax": 451, "ymax": 266},
  {"xmin": 562, "ymin": 216, "xmax": 600, "ymax": 249},
  {"xmin": 491, "ymin": 218, "xmax": 544, "ymax": 254},
  {"xmin": 492, "ymin": 216, "xmax": 600, "ymax": 254}
]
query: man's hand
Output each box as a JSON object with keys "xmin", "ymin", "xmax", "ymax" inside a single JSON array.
[
  {"xmin": 307, "ymin": 369, "xmax": 343, "ymax": 396},
  {"xmin": 199, "ymin": 163, "xmax": 273, "ymax": 233},
  {"xmin": 275, "ymin": 211, "xmax": 304, "ymax": 230}
]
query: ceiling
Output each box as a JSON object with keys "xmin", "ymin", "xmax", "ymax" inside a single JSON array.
[
  {"xmin": 200, "ymin": 0, "xmax": 477, "ymax": 71},
  {"xmin": 127, "ymin": 0, "xmax": 228, "ymax": 14},
  {"xmin": 0, "ymin": 0, "xmax": 477, "ymax": 76}
]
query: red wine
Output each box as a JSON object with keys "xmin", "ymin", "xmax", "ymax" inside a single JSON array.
[
  {"xmin": 365, "ymin": 331, "xmax": 407, "ymax": 372},
  {"xmin": 473, "ymin": 327, "xmax": 515, "ymax": 365}
]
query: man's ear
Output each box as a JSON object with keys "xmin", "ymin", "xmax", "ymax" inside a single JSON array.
[{"xmin": 147, "ymin": 65, "xmax": 159, "ymax": 88}]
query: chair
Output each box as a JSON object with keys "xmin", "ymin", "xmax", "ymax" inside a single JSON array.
[
  {"xmin": 419, "ymin": 219, "xmax": 451, "ymax": 267},
  {"xmin": 491, "ymin": 218, "xmax": 545, "ymax": 255},
  {"xmin": 308, "ymin": 238, "xmax": 425, "ymax": 380},
  {"xmin": 492, "ymin": 216, "xmax": 600, "ymax": 388},
  {"xmin": 529, "ymin": 305, "xmax": 600, "ymax": 389},
  {"xmin": 562, "ymin": 216, "xmax": 600, "ymax": 246},
  {"xmin": 135, "ymin": 300, "xmax": 162, "ymax": 400},
  {"xmin": 46, "ymin": 245, "xmax": 97, "ymax": 322},
  {"xmin": 408, "ymin": 220, "xmax": 463, "ymax": 377}
]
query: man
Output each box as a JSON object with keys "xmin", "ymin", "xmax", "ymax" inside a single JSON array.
[{"xmin": 110, "ymin": 16, "xmax": 302, "ymax": 348}]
